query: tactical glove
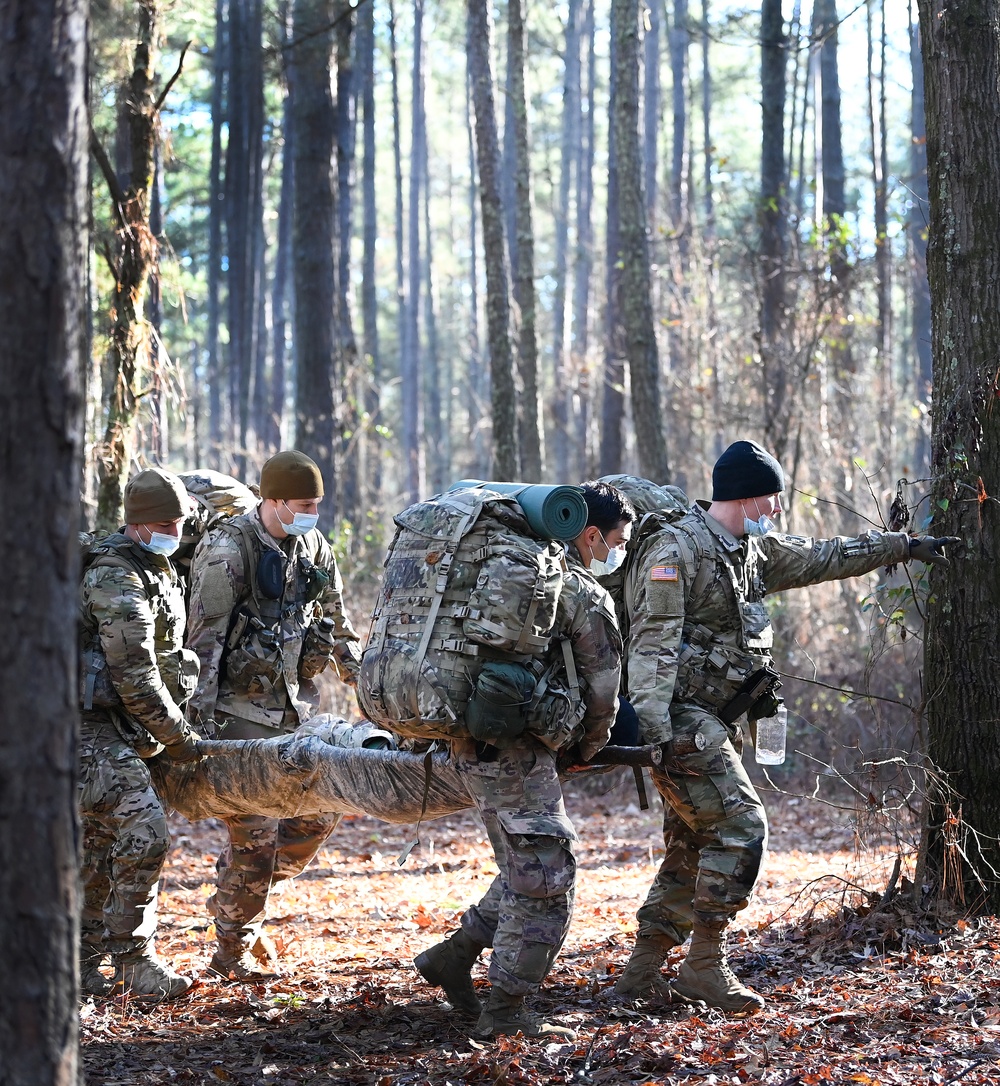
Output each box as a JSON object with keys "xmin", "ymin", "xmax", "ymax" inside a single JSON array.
[
  {"xmin": 165, "ymin": 730, "xmax": 203, "ymax": 763},
  {"xmin": 909, "ymin": 535, "xmax": 962, "ymax": 567}
]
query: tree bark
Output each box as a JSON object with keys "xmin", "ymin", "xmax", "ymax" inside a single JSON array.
[
  {"xmin": 467, "ymin": 0, "xmax": 518, "ymax": 481},
  {"xmin": 225, "ymin": 0, "xmax": 265, "ymax": 475},
  {"xmin": 917, "ymin": 0, "xmax": 1000, "ymax": 912},
  {"xmin": 93, "ymin": 2, "xmax": 163, "ymax": 530},
  {"xmin": 643, "ymin": 0, "xmax": 660, "ymax": 228},
  {"xmin": 207, "ymin": 0, "xmax": 227, "ymax": 468},
  {"xmin": 402, "ymin": 0, "xmax": 425, "ymax": 502},
  {"xmin": 552, "ymin": 0, "xmax": 583, "ymax": 482},
  {"xmin": 290, "ymin": 0, "xmax": 339, "ymax": 525},
  {"xmin": 507, "ymin": 0, "xmax": 542, "ymax": 481},
  {"xmin": 910, "ymin": 3, "xmax": 933, "ymax": 476},
  {"xmin": 612, "ymin": 0, "xmax": 669, "ymax": 482},
  {"xmin": 357, "ymin": 0, "xmax": 380, "ymax": 501},
  {"xmin": 0, "ymin": 0, "xmax": 87, "ymax": 1078},
  {"xmin": 600, "ymin": 5, "xmax": 625, "ymax": 477},
  {"xmin": 759, "ymin": 0, "xmax": 789, "ymax": 457}
]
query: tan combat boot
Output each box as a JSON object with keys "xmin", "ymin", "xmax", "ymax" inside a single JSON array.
[
  {"xmin": 670, "ymin": 922, "xmax": 764, "ymax": 1013},
  {"xmin": 112, "ymin": 952, "xmax": 193, "ymax": 1003},
  {"xmin": 613, "ymin": 933, "xmax": 679, "ymax": 998},
  {"xmin": 414, "ymin": 929, "xmax": 485, "ymax": 1016},
  {"xmin": 208, "ymin": 936, "xmax": 280, "ymax": 982},
  {"xmin": 80, "ymin": 946, "xmax": 113, "ymax": 998},
  {"xmin": 472, "ymin": 987, "xmax": 577, "ymax": 1041}
]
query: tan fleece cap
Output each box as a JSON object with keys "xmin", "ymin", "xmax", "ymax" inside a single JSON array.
[
  {"xmin": 123, "ymin": 468, "xmax": 190, "ymax": 524},
  {"xmin": 259, "ymin": 450, "xmax": 325, "ymax": 500}
]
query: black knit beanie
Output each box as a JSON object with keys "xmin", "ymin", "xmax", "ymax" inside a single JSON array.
[{"xmin": 712, "ymin": 440, "xmax": 785, "ymax": 501}]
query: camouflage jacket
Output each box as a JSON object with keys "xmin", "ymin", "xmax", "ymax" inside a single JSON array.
[
  {"xmin": 559, "ymin": 544, "xmax": 623, "ymax": 749},
  {"xmin": 80, "ymin": 533, "xmax": 199, "ymax": 755},
  {"xmin": 186, "ymin": 508, "xmax": 360, "ymax": 732},
  {"xmin": 624, "ymin": 502, "xmax": 913, "ymax": 744}
]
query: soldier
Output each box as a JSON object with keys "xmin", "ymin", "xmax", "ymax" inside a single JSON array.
[
  {"xmin": 79, "ymin": 467, "xmax": 203, "ymax": 1002},
  {"xmin": 612, "ymin": 440, "xmax": 960, "ymax": 1013},
  {"xmin": 186, "ymin": 450, "xmax": 361, "ymax": 981},
  {"xmin": 415, "ymin": 482, "xmax": 631, "ymax": 1040}
]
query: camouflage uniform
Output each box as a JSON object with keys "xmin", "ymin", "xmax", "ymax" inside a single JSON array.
[
  {"xmin": 453, "ymin": 544, "xmax": 622, "ymax": 995},
  {"xmin": 79, "ymin": 534, "xmax": 200, "ymax": 962},
  {"xmin": 186, "ymin": 508, "xmax": 361, "ymax": 951},
  {"xmin": 624, "ymin": 502, "xmax": 913, "ymax": 938}
]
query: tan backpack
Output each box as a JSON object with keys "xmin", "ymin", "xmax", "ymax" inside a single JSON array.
[{"xmin": 358, "ymin": 487, "xmax": 569, "ymax": 743}]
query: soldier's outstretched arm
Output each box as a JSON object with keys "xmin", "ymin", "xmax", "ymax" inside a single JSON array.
[
  {"xmin": 627, "ymin": 542, "xmax": 688, "ymax": 746},
  {"xmin": 762, "ymin": 529, "xmax": 913, "ymax": 594}
]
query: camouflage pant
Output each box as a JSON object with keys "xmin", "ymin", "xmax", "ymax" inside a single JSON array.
[
  {"xmin": 637, "ymin": 704, "xmax": 768, "ymax": 941},
  {"xmin": 451, "ymin": 736, "xmax": 578, "ymax": 997},
  {"xmin": 212, "ymin": 812, "xmax": 342, "ymax": 946},
  {"xmin": 78, "ymin": 716, "xmax": 170, "ymax": 958}
]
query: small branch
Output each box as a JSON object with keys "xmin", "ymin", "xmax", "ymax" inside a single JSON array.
[
  {"xmin": 89, "ymin": 127, "xmax": 126, "ymax": 217},
  {"xmin": 154, "ymin": 39, "xmax": 192, "ymax": 114}
]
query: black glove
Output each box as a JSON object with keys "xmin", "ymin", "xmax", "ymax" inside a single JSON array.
[{"xmin": 909, "ymin": 536, "xmax": 962, "ymax": 567}]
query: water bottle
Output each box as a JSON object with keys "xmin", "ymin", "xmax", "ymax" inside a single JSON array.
[{"xmin": 754, "ymin": 702, "xmax": 787, "ymax": 765}]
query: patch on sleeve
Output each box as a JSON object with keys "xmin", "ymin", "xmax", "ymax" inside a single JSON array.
[{"xmin": 651, "ymin": 565, "xmax": 679, "ymax": 582}]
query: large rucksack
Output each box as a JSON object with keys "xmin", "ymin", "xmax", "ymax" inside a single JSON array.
[
  {"xmin": 358, "ymin": 487, "xmax": 573, "ymax": 745},
  {"xmin": 175, "ymin": 469, "xmax": 259, "ymax": 578}
]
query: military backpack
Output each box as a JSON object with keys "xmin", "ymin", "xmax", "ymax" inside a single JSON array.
[{"xmin": 358, "ymin": 486, "xmax": 581, "ymax": 747}]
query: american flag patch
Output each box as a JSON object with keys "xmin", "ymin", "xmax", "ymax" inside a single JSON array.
[{"xmin": 651, "ymin": 565, "xmax": 679, "ymax": 581}]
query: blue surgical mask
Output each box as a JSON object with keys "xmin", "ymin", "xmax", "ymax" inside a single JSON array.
[
  {"xmin": 138, "ymin": 530, "xmax": 180, "ymax": 557},
  {"xmin": 589, "ymin": 532, "xmax": 626, "ymax": 576},
  {"xmin": 281, "ymin": 502, "xmax": 319, "ymax": 536},
  {"xmin": 742, "ymin": 500, "xmax": 776, "ymax": 538}
]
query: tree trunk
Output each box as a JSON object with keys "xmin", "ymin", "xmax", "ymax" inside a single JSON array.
[
  {"xmin": 600, "ymin": 4, "xmax": 625, "ymax": 477},
  {"xmin": 573, "ymin": 0, "xmax": 597, "ymax": 477},
  {"xmin": 507, "ymin": 0, "xmax": 542, "ymax": 481},
  {"xmin": 466, "ymin": 58, "xmax": 486, "ymax": 477},
  {"xmin": 759, "ymin": 0, "xmax": 789, "ymax": 457},
  {"xmin": 910, "ymin": 2, "xmax": 933, "ymax": 476},
  {"xmin": 225, "ymin": 0, "xmax": 265, "ymax": 476},
  {"xmin": 0, "ymin": 0, "xmax": 87, "ymax": 1078},
  {"xmin": 402, "ymin": 0, "xmax": 425, "ymax": 502},
  {"xmin": 92, "ymin": 2, "xmax": 163, "ymax": 530},
  {"xmin": 612, "ymin": 0, "xmax": 670, "ymax": 482},
  {"xmin": 270, "ymin": 2, "xmax": 294, "ymax": 456},
  {"xmin": 467, "ymin": 0, "xmax": 518, "ymax": 481},
  {"xmin": 917, "ymin": 0, "xmax": 1000, "ymax": 912},
  {"xmin": 552, "ymin": 0, "xmax": 582, "ymax": 482},
  {"xmin": 207, "ymin": 0, "xmax": 227, "ymax": 469},
  {"xmin": 816, "ymin": 0, "xmax": 846, "ymax": 276},
  {"xmin": 643, "ymin": 0, "xmax": 660, "ymax": 228},
  {"xmin": 668, "ymin": 0, "xmax": 689, "ymax": 236},
  {"xmin": 421, "ymin": 88, "xmax": 444, "ymax": 494},
  {"xmin": 702, "ymin": 0, "xmax": 723, "ymax": 457},
  {"xmin": 147, "ymin": 143, "xmax": 168, "ymax": 463},
  {"xmin": 290, "ymin": 0, "xmax": 339, "ymax": 526},
  {"xmin": 389, "ymin": 0, "xmax": 408, "ymax": 489},
  {"xmin": 357, "ymin": 0, "xmax": 380, "ymax": 502}
]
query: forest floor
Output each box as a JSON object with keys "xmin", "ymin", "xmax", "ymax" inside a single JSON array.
[{"xmin": 80, "ymin": 770, "xmax": 1000, "ymax": 1086}]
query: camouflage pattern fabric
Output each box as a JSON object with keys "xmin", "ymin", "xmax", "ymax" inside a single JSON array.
[
  {"xmin": 81, "ymin": 533, "xmax": 201, "ymax": 754},
  {"xmin": 623, "ymin": 501, "xmax": 912, "ymax": 931},
  {"xmin": 210, "ymin": 808, "xmax": 343, "ymax": 946},
  {"xmin": 637, "ymin": 704, "xmax": 766, "ymax": 938},
  {"xmin": 186, "ymin": 508, "xmax": 360, "ymax": 734},
  {"xmin": 452, "ymin": 735, "xmax": 578, "ymax": 997},
  {"xmin": 78, "ymin": 712, "xmax": 171, "ymax": 958},
  {"xmin": 445, "ymin": 544, "xmax": 621, "ymax": 996}
]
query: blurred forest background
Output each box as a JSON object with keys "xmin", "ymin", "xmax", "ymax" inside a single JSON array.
[{"xmin": 86, "ymin": 0, "xmax": 932, "ymax": 805}]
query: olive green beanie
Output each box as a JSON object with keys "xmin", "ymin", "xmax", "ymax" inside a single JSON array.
[
  {"xmin": 123, "ymin": 467, "xmax": 191, "ymax": 524},
  {"xmin": 259, "ymin": 451, "xmax": 325, "ymax": 500}
]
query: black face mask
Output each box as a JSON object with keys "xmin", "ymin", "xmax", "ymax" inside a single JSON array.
[{"xmin": 257, "ymin": 549, "xmax": 288, "ymax": 600}]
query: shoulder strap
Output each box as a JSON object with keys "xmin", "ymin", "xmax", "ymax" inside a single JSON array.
[
  {"xmin": 215, "ymin": 518, "xmax": 262, "ymax": 611},
  {"xmin": 85, "ymin": 539, "xmax": 164, "ymax": 600}
]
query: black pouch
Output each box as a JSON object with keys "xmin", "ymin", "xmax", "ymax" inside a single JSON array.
[{"xmin": 258, "ymin": 549, "xmax": 287, "ymax": 600}]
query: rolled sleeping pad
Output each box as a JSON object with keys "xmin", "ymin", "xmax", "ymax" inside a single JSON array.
[{"xmin": 449, "ymin": 479, "xmax": 587, "ymax": 541}]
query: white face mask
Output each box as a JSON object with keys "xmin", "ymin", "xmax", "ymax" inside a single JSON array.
[
  {"xmin": 742, "ymin": 499, "xmax": 776, "ymax": 538},
  {"xmin": 138, "ymin": 529, "xmax": 180, "ymax": 557},
  {"xmin": 279, "ymin": 501, "xmax": 319, "ymax": 536},
  {"xmin": 589, "ymin": 531, "xmax": 626, "ymax": 576}
]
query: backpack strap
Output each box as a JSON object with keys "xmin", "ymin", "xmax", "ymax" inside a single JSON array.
[{"xmin": 214, "ymin": 518, "xmax": 264, "ymax": 612}]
